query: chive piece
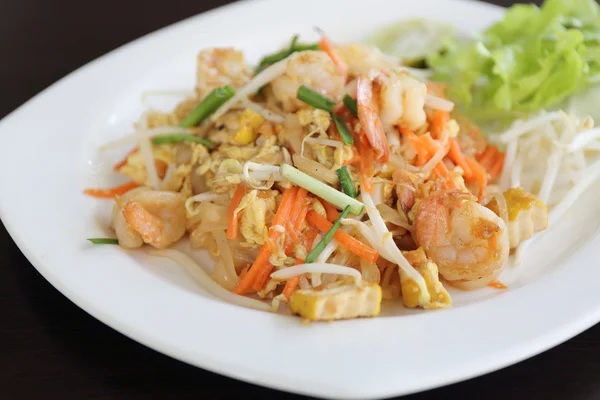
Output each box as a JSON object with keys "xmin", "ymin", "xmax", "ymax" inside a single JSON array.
[
  {"xmin": 297, "ymin": 85, "xmax": 337, "ymax": 112},
  {"xmin": 280, "ymin": 164, "xmax": 364, "ymax": 215},
  {"xmin": 336, "ymin": 166, "xmax": 357, "ymax": 198},
  {"xmin": 179, "ymin": 85, "xmax": 235, "ymax": 127},
  {"xmin": 255, "ymin": 36, "xmax": 319, "ymax": 73},
  {"xmin": 151, "ymin": 134, "xmax": 214, "ymax": 148},
  {"xmin": 305, "ymin": 206, "xmax": 351, "ymax": 263},
  {"xmin": 332, "ymin": 113, "xmax": 354, "ymax": 145},
  {"xmin": 343, "ymin": 94, "xmax": 358, "ymax": 118},
  {"xmin": 87, "ymin": 238, "xmax": 119, "ymax": 245}
]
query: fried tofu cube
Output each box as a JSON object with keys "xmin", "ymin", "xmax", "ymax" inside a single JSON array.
[
  {"xmin": 400, "ymin": 248, "xmax": 452, "ymax": 309},
  {"xmin": 487, "ymin": 188, "xmax": 548, "ymax": 249},
  {"xmin": 289, "ymin": 279, "xmax": 382, "ymax": 321}
]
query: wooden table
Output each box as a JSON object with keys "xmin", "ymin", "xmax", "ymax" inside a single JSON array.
[{"xmin": 1, "ymin": 1, "xmax": 598, "ymax": 398}]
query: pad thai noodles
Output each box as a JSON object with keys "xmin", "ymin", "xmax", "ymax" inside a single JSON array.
[{"xmin": 85, "ymin": 0, "xmax": 600, "ymax": 321}]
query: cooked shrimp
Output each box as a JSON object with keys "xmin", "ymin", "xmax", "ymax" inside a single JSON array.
[
  {"xmin": 271, "ymin": 50, "xmax": 345, "ymax": 112},
  {"xmin": 334, "ymin": 44, "xmax": 395, "ymax": 77},
  {"xmin": 111, "ymin": 189, "xmax": 187, "ymax": 249},
  {"xmin": 196, "ymin": 48, "xmax": 251, "ymax": 96},
  {"xmin": 357, "ymin": 74, "xmax": 389, "ymax": 162},
  {"xmin": 378, "ymin": 73, "xmax": 427, "ymax": 132},
  {"xmin": 414, "ymin": 190, "xmax": 509, "ymax": 283}
]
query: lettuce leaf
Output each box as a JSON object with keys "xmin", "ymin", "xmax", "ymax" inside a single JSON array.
[{"xmin": 428, "ymin": 0, "xmax": 600, "ymax": 123}]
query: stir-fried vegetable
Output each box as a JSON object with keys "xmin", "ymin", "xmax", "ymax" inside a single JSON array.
[
  {"xmin": 151, "ymin": 134, "xmax": 214, "ymax": 148},
  {"xmin": 331, "ymin": 113, "xmax": 354, "ymax": 145},
  {"xmin": 280, "ymin": 164, "xmax": 364, "ymax": 215},
  {"xmin": 296, "ymin": 85, "xmax": 337, "ymax": 112},
  {"xmin": 336, "ymin": 166, "xmax": 357, "ymax": 198},
  {"xmin": 343, "ymin": 94, "xmax": 358, "ymax": 117},
  {"xmin": 87, "ymin": 238, "xmax": 119, "ymax": 244},
  {"xmin": 179, "ymin": 85, "xmax": 235, "ymax": 127},
  {"xmin": 256, "ymin": 35, "xmax": 319, "ymax": 73},
  {"xmin": 305, "ymin": 206, "xmax": 351, "ymax": 263},
  {"xmin": 306, "ymin": 211, "xmax": 379, "ymax": 264}
]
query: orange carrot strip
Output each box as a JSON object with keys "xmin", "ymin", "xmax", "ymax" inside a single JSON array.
[
  {"xmin": 319, "ymin": 198, "xmax": 340, "ymax": 222},
  {"xmin": 83, "ymin": 180, "xmax": 141, "ymax": 199},
  {"xmin": 433, "ymin": 162, "xmax": 456, "ymax": 189},
  {"xmin": 282, "ymin": 276, "xmax": 301, "ymax": 300},
  {"xmin": 226, "ymin": 184, "xmax": 246, "ymax": 240},
  {"xmin": 282, "ymin": 258, "xmax": 305, "ymax": 300},
  {"xmin": 233, "ymin": 187, "xmax": 298, "ymax": 294},
  {"xmin": 306, "ymin": 211, "xmax": 379, "ymax": 264},
  {"xmin": 465, "ymin": 157, "xmax": 488, "ymax": 202},
  {"xmin": 300, "ymin": 226, "xmax": 320, "ymax": 252},
  {"xmin": 238, "ymin": 265, "xmax": 250, "ymax": 280},
  {"xmin": 113, "ymin": 147, "xmax": 138, "ymax": 171},
  {"xmin": 251, "ymin": 187, "xmax": 299, "ymax": 292},
  {"xmin": 489, "ymin": 280, "xmax": 508, "ymax": 290},
  {"xmin": 430, "ymin": 110, "xmax": 450, "ymax": 140},
  {"xmin": 448, "ymin": 138, "xmax": 474, "ymax": 180},
  {"xmin": 477, "ymin": 146, "xmax": 497, "ymax": 170},
  {"xmin": 489, "ymin": 152, "xmax": 505, "ymax": 181},
  {"xmin": 319, "ymin": 36, "xmax": 347, "ymax": 79},
  {"xmin": 289, "ymin": 188, "xmax": 308, "ymax": 223}
]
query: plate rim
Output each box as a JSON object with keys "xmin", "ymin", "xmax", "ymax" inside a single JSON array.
[{"xmin": 2, "ymin": 0, "xmax": 600, "ymax": 399}]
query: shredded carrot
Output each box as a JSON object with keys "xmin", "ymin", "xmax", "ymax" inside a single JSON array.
[
  {"xmin": 83, "ymin": 180, "xmax": 141, "ymax": 199},
  {"xmin": 283, "ymin": 276, "xmax": 301, "ymax": 300},
  {"xmin": 240, "ymin": 187, "xmax": 298, "ymax": 293},
  {"xmin": 489, "ymin": 152, "xmax": 505, "ymax": 181},
  {"xmin": 430, "ymin": 110, "xmax": 450, "ymax": 140},
  {"xmin": 489, "ymin": 280, "xmax": 508, "ymax": 290},
  {"xmin": 306, "ymin": 211, "xmax": 379, "ymax": 264},
  {"xmin": 289, "ymin": 188, "xmax": 308, "ymax": 224},
  {"xmin": 226, "ymin": 184, "xmax": 246, "ymax": 240},
  {"xmin": 319, "ymin": 36, "xmax": 347, "ymax": 80},
  {"xmin": 477, "ymin": 146, "xmax": 498, "ymax": 170},
  {"xmin": 465, "ymin": 157, "xmax": 488, "ymax": 202},
  {"xmin": 238, "ymin": 264, "xmax": 250, "ymax": 280},
  {"xmin": 300, "ymin": 226, "xmax": 320, "ymax": 252},
  {"xmin": 448, "ymin": 138, "xmax": 474, "ymax": 180},
  {"xmin": 113, "ymin": 147, "xmax": 138, "ymax": 171},
  {"xmin": 233, "ymin": 187, "xmax": 297, "ymax": 294},
  {"xmin": 285, "ymin": 202, "xmax": 310, "ymax": 254},
  {"xmin": 282, "ymin": 258, "xmax": 305, "ymax": 300},
  {"xmin": 318, "ymin": 198, "xmax": 340, "ymax": 222}
]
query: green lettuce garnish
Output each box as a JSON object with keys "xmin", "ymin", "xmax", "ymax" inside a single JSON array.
[{"xmin": 428, "ymin": 0, "xmax": 600, "ymax": 122}]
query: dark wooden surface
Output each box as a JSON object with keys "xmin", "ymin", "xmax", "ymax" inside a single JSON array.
[{"xmin": 1, "ymin": 1, "xmax": 598, "ymax": 399}]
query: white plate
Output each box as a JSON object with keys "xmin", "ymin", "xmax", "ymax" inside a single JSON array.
[{"xmin": 1, "ymin": 0, "xmax": 600, "ymax": 398}]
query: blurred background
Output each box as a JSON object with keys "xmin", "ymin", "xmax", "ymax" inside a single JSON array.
[{"xmin": 1, "ymin": 1, "xmax": 598, "ymax": 399}]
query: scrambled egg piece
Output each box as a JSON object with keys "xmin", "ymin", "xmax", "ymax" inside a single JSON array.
[
  {"xmin": 233, "ymin": 109, "xmax": 264, "ymax": 144},
  {"xmin": 119, "ymin": 144, "xmax": 173, "ymax": 186},
  {"xmin": 487, "ymin": 188, "xmax": 548, "ymax": 249},
  {"xmin": 297, "ymin": 108, "xmax": 331, "ymax": 132},
  {"xmin": 290, "ymin": 279, "xmax": 382, "ymax": 321},
  {"xmin": 399, "ymin": 248, "xmax": 452, "ymax": 309},
  {"xmin": 238, "ymin": 190, "xmax": 276, "ymax": 246}
]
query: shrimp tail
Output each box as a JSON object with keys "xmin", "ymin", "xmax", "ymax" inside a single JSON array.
[{"xmin": 357, "ymin": 74, "xmax": 390, "ymax": 163}]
